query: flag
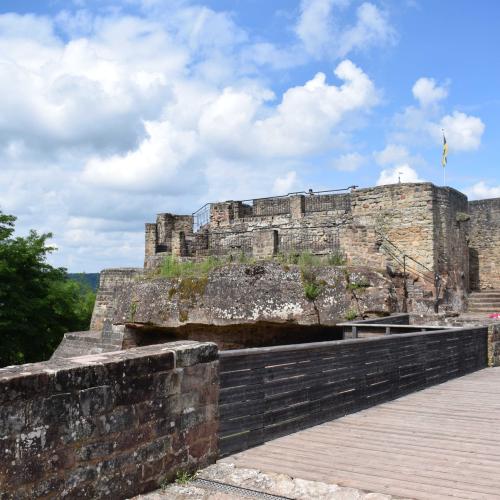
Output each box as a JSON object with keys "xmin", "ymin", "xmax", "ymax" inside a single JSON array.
[{"xmin": 441, "ymin": 132, "xmax": 448, "ymax": 168}]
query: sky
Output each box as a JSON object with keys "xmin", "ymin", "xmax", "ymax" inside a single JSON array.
[{"xmin": 0, "ymin": 0, "xmax": 499, "ymax": 272}]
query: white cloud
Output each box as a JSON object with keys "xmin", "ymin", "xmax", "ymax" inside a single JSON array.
[
  {"xmin": 199, "ymin": 60, "xmax": 379, "ymax": 158},
  {"xmin": 374, "ymin": 144, "xmax": 410, "ymax": 166},
  {"xmin": 295, "ymin": 0, "xmax": 338, "ymax": 56},
  {"xmin": 412, "ymin": 77, "xmax": 448, "ymax": 107},
  {"xmin": 337, "ymin": 2, "xmax": 396, "ymax": 57},
  {"xmin": 273, "ymin": 171, "xmax": 299, "ymax": 194},
  {"xmin": 295, "ymin": 0, "xmax": 395, "ymax": 58},
  {"xmin": 332, "ymin": 152, "xmax": 367, "ymax": 171},
  {"xmin": 465, "ymin": 181, "xmax": 500, "ymax": 200},
  {"xmin": 376, "ymin": 164, "xmax": 424, "ymax": 185},
  {"xmin": 392, "ymin": 77, "xmax": 485, "ymax": 154},
  {"xmin": 438, "ymin": 111, "xmax": 485, "ymax": 151},
  {"xmin": 0, "ymin": 4, "xmax": 385, "ymax": 271},
  {"xmin": 82, "ymin": 120, "xmax": 198, "ymax": 192}
]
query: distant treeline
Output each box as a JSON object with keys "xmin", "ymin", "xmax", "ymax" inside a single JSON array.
[{"xmin": 68, "ymin": 273, "xmax": 100, "ymax": 292}]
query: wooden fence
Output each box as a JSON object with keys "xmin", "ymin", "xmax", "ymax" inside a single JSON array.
[{"xmin": 218, "ymin": 326, "xmax": 488, "ymax": 456}]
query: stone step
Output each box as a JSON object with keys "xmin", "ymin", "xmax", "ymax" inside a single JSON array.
[
  {"xmin": 467, "ymin": 308, "xmax": 498, "ymax": 313},
  {"xmin": 469, "ymin": 298, "xmax": 500, "ymax": 304},
  {"xmin": 469, "ymin": 291, "xmax": 500, "ymax": 298}
]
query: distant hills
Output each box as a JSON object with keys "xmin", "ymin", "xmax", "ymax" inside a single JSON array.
[{"xmin": 67, "ymin": 273, "xmax": 100, "ymax": 292}]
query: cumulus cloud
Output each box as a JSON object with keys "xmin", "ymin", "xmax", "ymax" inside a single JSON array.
[
  {"xmin": 198, "ymin": 60, "xmax": 378, "ymax": 158},
  {"xmin": 332, "ymin": 152, "xmax": 367, "ymax": 171},
  {"xmin": 0, "ymin": 5, "xmax": 385, "ymax": 270},
  {"xmin": 465, "ymin": 181, "xmax": 500, "ymax": 200},
  {"xmin": 374, "ymin": 144, "xmax": 410, "ymax": 165},
  {"xmin": 412, "ymin": 77, "xmax": 448, "ymax": 107},
  {"xmin": 337, "ymin": 2, "xmax": 396, "ymax": 57},
  {"xmin": 296, "ymin": 0, "xmax": 396, "ymax": 58},
  {"xmin": 392, "ymin": 77, "xmax": 485, "ymax": 154},
  {"xmin": 376, "ymin": 164, "xmax": 424, "ymax": 185},
  {"xmin": 438, "ymin": 112, "xmax": 485, "ymax": 151},
  {"xmin": 82, "ymin": 120, "xmax": 198, "ymax": 192},
  {"xmin": 273, "ymin": 171, "xmax": 299, "ymax": 194},
  {"xmin": 374, "ymin": 143, "xmax": 424, "ymax": 185}
]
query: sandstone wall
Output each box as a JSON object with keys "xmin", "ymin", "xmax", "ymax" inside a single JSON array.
[
  {"xmin": 0, "ymin": 341, "xmax": 218, "ymax": 499},
  {"xmin": 348, "ymin": 183, "xmax": 437, "ymax": 271},
  {"xmin": 432, "ymin": 187, "xmax": 470, "ymax": 308},
  {"xmin": 90, "ymin": 268, "xmax": 144, "ymax": 332},
  {"xmin": 469, "ymin": 198, "xmax": 500, "ymax": 290}
]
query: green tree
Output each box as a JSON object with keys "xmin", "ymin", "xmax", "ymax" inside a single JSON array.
[{"xmin": 0, "ymin": 211, "xmax": 95, "ymax": 367}]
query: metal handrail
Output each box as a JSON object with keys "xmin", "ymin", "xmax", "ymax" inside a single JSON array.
[
  {"xmin": 191, "ymin": 186, "xmax": 357, "ymax": 217},
  {"xmin": 376, "ymin": 231, "xmax": 443, "ymax": 313},
  {"xmin": 191, "ymin": 186, "xmax": 357, "ymax": 232}
]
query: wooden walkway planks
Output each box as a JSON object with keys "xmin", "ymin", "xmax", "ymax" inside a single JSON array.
[{"xmin": 222, "ymin": 368, "xmax": 500, "ymax": 500}]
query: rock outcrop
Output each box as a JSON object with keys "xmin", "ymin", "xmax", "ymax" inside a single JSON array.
[{"xmin": 111, "ymin": 262, "xmax": 397, "ymax": 329}]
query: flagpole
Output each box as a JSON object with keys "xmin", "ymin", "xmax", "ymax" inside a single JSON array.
[{"xmin": 442, "ymin": 128, "xmax": 447, "ymax": 187}]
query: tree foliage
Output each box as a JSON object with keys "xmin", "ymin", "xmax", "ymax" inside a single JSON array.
[{"xmin": 0, "ymin": 211, "xmax": 95, "ymax": 367}]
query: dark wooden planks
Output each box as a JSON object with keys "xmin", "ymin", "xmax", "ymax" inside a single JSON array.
[{"xmin": 218, "ymin": 326, "xmax": 488, "ymax": 456}]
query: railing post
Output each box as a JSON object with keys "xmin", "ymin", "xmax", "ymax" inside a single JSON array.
[
  {"xmin": 403, "ymin": 255, "xmax": 408, "ymax": 313},
  {"xmin": 434, "ymin": 273, "xmax": 440, "ymax": 313}
]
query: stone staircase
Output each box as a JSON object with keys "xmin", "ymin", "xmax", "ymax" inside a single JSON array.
[{"xmin": 467, "ymin": 290, "xmax": 500, "ymax": 315}]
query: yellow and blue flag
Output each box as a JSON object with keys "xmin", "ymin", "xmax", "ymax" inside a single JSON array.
[{"xmin": 441, "ymin": 132, "xmax": 448, "ymax": 168}]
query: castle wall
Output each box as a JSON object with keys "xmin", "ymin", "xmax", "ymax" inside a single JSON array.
[
  {"xmin": 348, "ymin": 183, "xmax": 437, "ymax": 271},
  {"xmin": 469, "ymin": 198, "xmax": 500, "ymax": 290},
  {"xmin": 143, "ymin": 183, "xmax": 486, "ymax": 312},
  {"xmin": 0, "ymin": 341, "xmax": 218, "ymax": 499},
  {"xmin": 432, "ymin": 187, "xmax": 470, "ymax": 308},
  {"xmin": 90, "ymin": 268, "xmax": 144, "ymax": 332}
]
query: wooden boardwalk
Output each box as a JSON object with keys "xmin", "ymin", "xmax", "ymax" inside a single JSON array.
[{"xmin": 222, "ymin": 368, "xmax": 500, "ymax": 500}]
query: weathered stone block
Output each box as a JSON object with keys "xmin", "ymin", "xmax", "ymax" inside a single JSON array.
[
  {"xmin": 0, "ymin": 342, "xmax": 219, "ymax": 499},
  {"xmin": 252, "ymin": 229, "xmax": 278, "ymax": 259}
]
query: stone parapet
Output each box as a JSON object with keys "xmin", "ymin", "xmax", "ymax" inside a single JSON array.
[
  {"xmin": 90, "ymin": 268, "xmax": 144, "ymax": 332},
  {"xmin": 0, "ymin": 341, "xmax": 219, "ymax": 499}
]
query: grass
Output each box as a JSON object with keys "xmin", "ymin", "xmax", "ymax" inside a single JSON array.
[
  {"xmin": 346, "ymin": 278, "xmax": 371, "ymax": 292},
  {"xmin": 128, "ymin": 301, "xmax": 138, "ymax": 322},
  {"xmin": 161, "ymin": 251, "xmax": 346, "ymax": 280},
  {"xmin": 160, "ymin": 255, "xmax": 224, "ymax": 278},
  {"xmin": 345, "ymin": 308, "xmax": 358, "ymax": 321},
  {"xmin": 175, "ymin": 470, "xmax": 195, "ymax": 485},
  {"xmin": 327, "ymin": 251, "xmax": 346, "ymax": 266},
  {"xmin": 303, "ymin": 281, "xmax": 322, "ymax": 301},
  {"xmin": 277, "ymin": 251, "xmax": 347, "ymax": 302},
  {"xmin": 277, "ymin": 251, "xmax": 346, "ymax": 268}
]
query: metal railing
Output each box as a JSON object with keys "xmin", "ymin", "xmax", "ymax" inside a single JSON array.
[
  {"xmin": 304, "ymin": 193, "xmax": 351, "ymax": 213},
  {"xmin": 279, "ymin": 230, "xmax": 341, "ymax": 255},
  {"xmin": 191, "ymin": 186, "xmax": 357, "ymax": 232},
  {"xmin": 377, "ymin": 232, "xmax": 443, "ymax": 312}
]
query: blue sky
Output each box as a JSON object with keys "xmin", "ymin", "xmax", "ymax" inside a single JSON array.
[{"xmin": 0, "ymin": 0, "xmax": 498, "ymax": 271}]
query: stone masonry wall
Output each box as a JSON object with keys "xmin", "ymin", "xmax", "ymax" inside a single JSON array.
[
  {"xmin": 146, "ymin": 184, "xmax": 444, "ymax": 274},
  {"xmin": 143, "ymin": 183, "xmax": 496, "ymax": 312},
  {"xmin": 432, "ymin": 187, "xmax": 470, "ymax": 309},
  {"xmin": 469, "ymin": 198, "xmax": 500, "ymax": 290},
  {"xmin": 0, "ymin": 341, "xmax": 218, "ymax": 499},
  {"xmin": 90, "ymin": 268, "xmax": 144, "ymax": 332},
  {"xmin": 348, "ymin": 183, "xmax": 437, "ymax": 271}
]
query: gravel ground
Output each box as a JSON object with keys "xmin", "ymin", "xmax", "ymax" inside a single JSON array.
[{"xmin": 132, "ymin": 463, "xmax": 402, "ymax": 500}]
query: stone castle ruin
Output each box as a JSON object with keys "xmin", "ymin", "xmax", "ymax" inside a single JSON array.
[{"xmin": 143, "ymin": 182, "xmax": 499, "ymax": 310}]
